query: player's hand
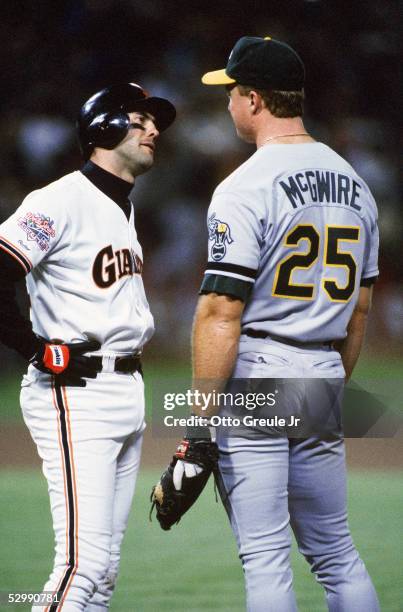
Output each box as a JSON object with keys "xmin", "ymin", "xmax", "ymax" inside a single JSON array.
[
  {"xmin": 150, "ymin": 426, "xmax": 219, "ymax": 530},
  {"xmin": 172, "ymin": 437, "xmax": 217, "ymax": 487},
  {"xmin": 30, "ymin": 339, "xmax": 101, "ymax": 387},
  {"xmin": 173, "ymin": 459, "xmax": 203, "ymax": 491}
]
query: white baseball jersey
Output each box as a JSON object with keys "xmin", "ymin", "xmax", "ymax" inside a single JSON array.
[
  {"xmin": 201, "ymin": 142, "xmax": 379, "ymax": 342},
  {"xmin": 0, "ymin": 171, "xmax": 154, "ymax": 352}
]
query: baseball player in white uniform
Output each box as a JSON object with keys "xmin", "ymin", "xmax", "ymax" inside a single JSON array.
[
  {"xmin": 0, "ymin": 83, "xmax": 175, "ymax": 610},
  {"xmin": 169, "ymin": 37, "xmax": 380, "ymax": 611}
]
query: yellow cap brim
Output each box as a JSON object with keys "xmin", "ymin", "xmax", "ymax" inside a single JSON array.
[{"xmin": 201, "ymin": 69, "xmax": 236, "ymax": 85}]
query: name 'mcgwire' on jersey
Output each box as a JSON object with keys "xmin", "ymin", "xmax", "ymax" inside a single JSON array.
[{"xmin": 201, "ymin": 142, "xmax": 379, "ymax": 343}]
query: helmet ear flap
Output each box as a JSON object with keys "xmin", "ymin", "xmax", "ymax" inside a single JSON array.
[
  {"xmin": 86, "ymin": 112, "xmax": 131, "ymax": 151},
  {"xmin": 77, "ymin": 82, "xmax": 175, "ymax": 160}
]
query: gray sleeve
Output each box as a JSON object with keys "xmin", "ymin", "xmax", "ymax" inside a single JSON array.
[{"xmin": 361, "ymin": 191, "xmax": 379, "ymax": 282}]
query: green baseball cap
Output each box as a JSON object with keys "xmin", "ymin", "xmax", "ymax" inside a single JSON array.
[{"xmin": 202, "ymin": 36, "xmax": 305, "ymax": 91}]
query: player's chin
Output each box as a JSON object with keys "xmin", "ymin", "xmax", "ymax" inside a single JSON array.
[
  {"xmin": 133, "ymin": 156, "xmax": 154, "ymax": 175},
  {"xmin": 142, "ymin": 154, "xmax": 154, "ymax": 169},
  {"xmin": 142, "ymin": 147, "xmax": 155, "ymax": 163}
]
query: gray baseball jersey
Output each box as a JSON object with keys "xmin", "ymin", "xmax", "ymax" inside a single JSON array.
[{"xmin": 201, "ymin": 142, "xmax": 379, "ymax": 342}]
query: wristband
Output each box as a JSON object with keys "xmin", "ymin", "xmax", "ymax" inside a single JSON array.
[{"xmin": 185, "ymin": 415, "xmax": 216, "ymax": 442}]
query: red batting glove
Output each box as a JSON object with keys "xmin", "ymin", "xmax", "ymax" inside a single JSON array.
[{"xmin": 42, "ymin": 344, "xmax": 70, "ymax": 374}]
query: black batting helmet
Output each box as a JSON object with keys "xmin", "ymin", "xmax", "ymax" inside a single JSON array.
[{"xmin": 77, "ymin": 82, "xmax": 176, "ymax": 160}]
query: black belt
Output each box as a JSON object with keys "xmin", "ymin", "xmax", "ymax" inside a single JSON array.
[
  {"xmin": 89, "ymin": 355, "xmax": 143, "ymax": 374},
  {"xmin": 243, "ymin": 329, "xmax": 333, "ymax": 349}
]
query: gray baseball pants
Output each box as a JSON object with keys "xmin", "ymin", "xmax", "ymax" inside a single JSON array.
[{"xmin": 216, "ymin": 337, "xmax": 380, "ymax": 612}]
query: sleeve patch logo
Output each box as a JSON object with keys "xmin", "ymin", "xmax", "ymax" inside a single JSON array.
[
  {"xmin": 17, "ymin": 212, "xmax": 56, "ymax": 252},
  {"xmin": 208, "ymin": 213, "xmax": 234, "ymax": 261}
]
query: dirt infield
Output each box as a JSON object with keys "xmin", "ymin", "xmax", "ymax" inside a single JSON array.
[{"xmin": 1, "ymin": 424, "xmax": 403, "ymax": 470}]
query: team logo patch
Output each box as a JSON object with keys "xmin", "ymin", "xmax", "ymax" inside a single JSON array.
[
  {"xmin": 17, "ymin": 212, "xmax": 56, "ymax": 252},
  {"xmin": 208, "ymin": 213, "xmax": 234, "ymax": 261}
]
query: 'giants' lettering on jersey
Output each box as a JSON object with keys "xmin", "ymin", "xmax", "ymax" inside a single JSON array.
[
  {"xmin": 279, "ymin": 171, "xmax": 362, "ymax": 211},
  {"xmin": 93, "ymin": 245, "xmax": 143, "ymax": 288}
]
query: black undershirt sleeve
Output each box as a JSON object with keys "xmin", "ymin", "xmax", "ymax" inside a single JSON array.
[{"xmin": 0, "ymin": 249, "xmax": 41, "ymax": 360}]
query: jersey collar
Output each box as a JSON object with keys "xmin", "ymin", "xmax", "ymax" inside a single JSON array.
[{"xmin": 81, "ymin": 161, "xmax": 133, "ymax": 219}]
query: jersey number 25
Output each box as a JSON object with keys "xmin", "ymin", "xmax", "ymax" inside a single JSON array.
[{"xmin": 272, "ymin": 224, "xmax": 360, "ymax": 302}]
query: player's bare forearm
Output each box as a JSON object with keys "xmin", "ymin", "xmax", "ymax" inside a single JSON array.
[
  {"xmin": 191, "ymin": 293, "xmax": 244, "ymax": 416},
  {"xmin": 334, "ymin": 286, "xmax": 373, "ymax": 382}
]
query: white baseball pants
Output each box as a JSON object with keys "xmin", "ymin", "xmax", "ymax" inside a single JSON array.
[{"xmin": 20, "ymin": 365, "xmax": 145, "ymax": 611}]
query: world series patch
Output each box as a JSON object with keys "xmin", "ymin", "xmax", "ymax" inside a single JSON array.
[
  {"xmin": 18, "ymin": 212, "xmax": 56, "ymax": 252},
  {"xmin": 208, "ymin": 213, "xmax": 234, "ymax": 261}
]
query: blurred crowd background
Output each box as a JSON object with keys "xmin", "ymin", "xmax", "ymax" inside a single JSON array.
[{"xmin": 0, "ymin": 0, "xmax": 401, "ymax": 366}]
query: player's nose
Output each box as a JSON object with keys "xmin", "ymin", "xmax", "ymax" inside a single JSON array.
[{"xmin": 146, "ymin": 120, "xmax": 159, "ymax": 139}]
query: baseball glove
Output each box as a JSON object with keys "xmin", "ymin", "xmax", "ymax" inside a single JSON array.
[{"xmin": 150, "ymin": 437, "xmax": 219, "ymax": 530}]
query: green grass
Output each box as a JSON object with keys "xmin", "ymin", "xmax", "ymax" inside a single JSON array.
[
  {"xmin": 353, "ymin": 355, "xmax": 403, "ymax": 379},
  {"xmin": 0, "ymin": 469, "xmax": 402, "ymax": 611},
  {"xmin": 0, "ymin": 371, "xmax": 25, "ymax": 423}
]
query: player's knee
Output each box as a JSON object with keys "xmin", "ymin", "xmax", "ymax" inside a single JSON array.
[
  {"xmin": 241, "ymin": 548, "xmax": 292, "ymax": 584},
  {"xmin": 74, "ymin": 549, "xmax": 112, "ymax": 587},
  {"xmin": 305, "ymin": 547, "xmax": 366, "ymax": 585}
]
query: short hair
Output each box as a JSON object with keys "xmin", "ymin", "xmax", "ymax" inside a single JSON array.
[{"xmin": 237, "ymin": 85, "xmax": 304, "ymax": 118}]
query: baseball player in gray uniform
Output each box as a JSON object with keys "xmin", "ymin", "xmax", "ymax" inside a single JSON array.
[
  {"xmin": 0, "ymin": 83, "xmax": 175, "ymax": 610},
  {"xmin": 171, "ymin": 37, "xmax": 380, "ymax": 611}
]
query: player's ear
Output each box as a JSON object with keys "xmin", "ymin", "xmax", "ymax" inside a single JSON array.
[{"xmin": 248, "ymin": 90, "xmax": 263, "ymax": 114}]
